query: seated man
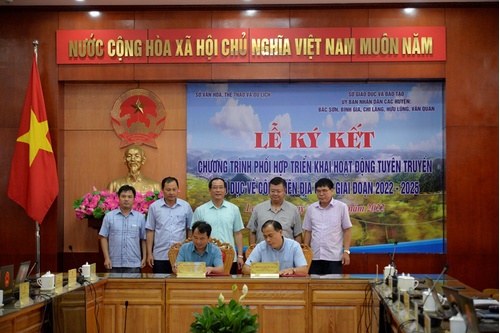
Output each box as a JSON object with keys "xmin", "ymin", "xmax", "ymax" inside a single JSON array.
[
  {"xmin": 242, "ymin": 220, "xmax": 308, "ymax": 276},
  {"xmin": 173, "ymin": 221, "xmax": 224, "ymax": 275}
]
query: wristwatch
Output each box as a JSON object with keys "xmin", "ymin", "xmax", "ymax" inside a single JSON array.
[{"xmin": 343, "ymin": 249, "xmax": 350, "ymax": 254}]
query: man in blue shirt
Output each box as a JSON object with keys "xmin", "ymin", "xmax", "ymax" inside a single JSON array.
[
  {"xmin": 99, "ymin": 185, "xmax": 146, "ymax": 273},
  {"xmin": 146, "ymin": 177, "xmax": 193, "ymax": 274},
  {"xmin": 242, "ymin": 220, "xmax": 308, "ymax": 276},
  {"xmin": 173, "ymin": 221, "xmax": 224, "ymax": 275}
]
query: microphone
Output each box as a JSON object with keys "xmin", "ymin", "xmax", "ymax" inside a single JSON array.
[
  {"xmin": 69, "ymin": 245, "xmax": 85, "ymax": 285},
  {"xmin": 124, "ymin": 300, "xmax": 129, "ymax": 333},
  {"xmin": 390, "ymin": 241, "xmax": 398, "ymax": 268},
  {"xmin": 26, "ymin": 261, "xmax": 38, "ymax": 281},
  {"xmin": 386, "ymin": 241, "xmax": 399, "ymax": 295},
  {"xmin": 422, "ymin": 263, "xmax": 450, "ymax": 310}
]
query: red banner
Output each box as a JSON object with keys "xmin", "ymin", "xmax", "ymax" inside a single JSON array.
[
  {"xmin": 351, "ymin": 27, "xmax": 446, "ymax": 62},
  {"xmin": 249, "ymin": 28, "xmax": 352, "ymax": 63},
  {"xmin": 56, "ymin": 27, "xmax": 446, "ymax": 64}
]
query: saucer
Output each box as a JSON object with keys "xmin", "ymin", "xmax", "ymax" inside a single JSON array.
[{"xmin": 40, "ymin": 287, "xmax": 56, "ymax": 293}]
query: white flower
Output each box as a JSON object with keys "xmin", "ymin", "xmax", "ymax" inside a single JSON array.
[
  {"xmin": 218, "ymin": 292, "xmax": 225, "ymax": 303},
  {"xmin": 238, "ymin": 284, "xmax": 248, "ymax": 303}
]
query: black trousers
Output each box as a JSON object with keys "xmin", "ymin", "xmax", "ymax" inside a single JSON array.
[
  {"xmin": 153, "ymin": 260, "xmax": 173, "ymax": 274},
  {"xmin": 308, "ymin": 260, "xmax": 342, "ymax": 275}
]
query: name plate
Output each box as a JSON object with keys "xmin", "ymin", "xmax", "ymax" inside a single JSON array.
[
  {"xmin": 90, "ymin": 263, "xmax": 99, "ymax": 282},
  {"xmin": 250, "ymin": 262, "xmax": 279, "ymax": 279},
  {"xmin": 19, "ymin": 282, "xmax": 30, "ymax": 307},
  {"xmin": 177, "ymin": 262, "xmax": 206, "ymax": 278},
  {"xmin": 55, "ymin": 273, "xmax": 64, "ymax": 294},
  {"xmin": 67, "ymin": 268, "xmax": 78, "ymax": 288}
]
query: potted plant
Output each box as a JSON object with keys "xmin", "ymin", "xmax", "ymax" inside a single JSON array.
[
  {"xmin": 73, "ymin": 187, "xmax": 162, "ymax": 228},
  {"xmin": 190, "ymin": 284, "xmax": 259, "ymax": 333}
]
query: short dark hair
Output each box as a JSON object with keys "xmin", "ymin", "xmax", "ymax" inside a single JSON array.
[
  {"xmin": 208, "ymin": 177, "xmax": 226, "ymax": 189},
  {"xmin": 192, "ymin": 221, "xmax": 212, "ymax": 237},
  {"xmin": 162, "ymin": 176, "xmax": 179, "ymax": 189},
  {"xmin": 315, "ymin": 178, "xmax": 334, "ymax": 190},
  {"xmin": 117, "ymin": 185, "xmax": 136, "ymax": 197},
  {"xmin": 269, "ymin": 176, "xmax": 286, "ymax": 188},
  {"xmin": 261, "ymin": 220, "xmax": 283, "ymax": 232}
]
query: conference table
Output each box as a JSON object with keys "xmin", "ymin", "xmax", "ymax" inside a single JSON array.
[
  {"xmin": 0, "ymin": 278, "xmax": 106, "ymax": 333},
  {"xmin": 372, "ymin": 275, "xmax": 488, "ymax": 333},
  {"xmin": 0, "ymin": 273, "xmax": 481, "ymax": 333}
]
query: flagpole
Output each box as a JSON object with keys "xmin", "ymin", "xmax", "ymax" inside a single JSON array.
[{"xmin": 33, "ymin": 39, "xmax": 41, "ymax": 277}]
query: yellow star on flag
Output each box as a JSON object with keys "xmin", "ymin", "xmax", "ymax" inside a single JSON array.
[{"xmin": 16, "ymin": 108, "xmax": 53, "ymax": 166}]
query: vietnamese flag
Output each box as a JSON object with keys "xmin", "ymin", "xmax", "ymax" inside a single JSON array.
[{"xmin": 7, "ymin": 52, "xmax": 59, "ymax": 223}]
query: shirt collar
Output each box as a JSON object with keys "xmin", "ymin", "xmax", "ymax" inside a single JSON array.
[
  {"xmin": 161, "ymin": 199, "xmax": 179, "ymax": 208},
  {"xmin": 266, "ymin": 200, "xmax": 284, "ymax": 212},
  {"xmin": 268, "ymin": 237, "xmax": 286, "ymax": 252},
  {"xmin": 190, "ymin": 242, "xmax": 208, "ymax": 255},
  {"xmin": 314, "ymin": 198, "xmax": 335, "ymax": 209},
  {"xmin": 209, "ymin": 200, "xmax": 226, "ymax": 209},
  {"xmin": 117, "ymin": 209, "xmax": 134, "ymax": 217}
]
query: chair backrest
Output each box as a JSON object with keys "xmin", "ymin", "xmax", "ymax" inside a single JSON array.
[
  {"xmin": 483, "ymin": 288, "xmax": 499, "ymax": 301},
  {"xmin": 245, "ymin": 244, "xmax": 256, "ymax": 261},
  {"xmin": 168, "ymin": 242, "xmax": 183, "ymax": 267},
  {"xmin": 300, "ymin": 243, "xmax": 313, "ymax": 270},
  {"xmin": 210, "ymin": 238, "xmax": 234, "ymax": 274},
  {"xmin": 245, "ymin": 243, "xmax": 312, "ymax": 270},
  {"xmin": 167, "ymin": 237, "xmax": 234, "ymax": 274}
]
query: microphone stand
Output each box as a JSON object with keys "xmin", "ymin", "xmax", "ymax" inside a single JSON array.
[
  {"xmin": 388, "ymin": 241, "xmax": 398, "ymax": 302},
  {"xmin": 418, "ymin": 263, "xmax": 450, "ymax": 328},
  {"xmin": 422, "ymin": 263, "xmax": 450, "ymax": 310},
  {"xmin": 69, "ymin": 245, "xmax": 85, "ymax": 285},
  {"xmin": 26, "ymin": 261, "xmax": 38, "ymax": 281}
]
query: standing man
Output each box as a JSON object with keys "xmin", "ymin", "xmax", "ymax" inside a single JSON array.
[
  {"xmin": 99, "ymin": 185, "xmax": 146, "ymax": 273},
  {"xmin": 146, "ymin": 177, "xmax": 193, "ymax": 274},
  {"xmin": 303, "ymin": 178, "xmax": 352, "ymax": 275},
  {"xmin": 192, "ymin": 177, "xmax": 245, "ymax": 274},
  {"xmin": 172, "ymin": 221, "xmax": 224, "ymax": 275},
  {"xmin": 247, "ymin": 176, "xmax": 303, "ymax": 244}
]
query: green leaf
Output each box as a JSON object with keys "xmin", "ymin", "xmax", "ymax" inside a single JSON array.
[{"xmin": 190, "ymin": 286, "xmax": 259, "ymax": 332}]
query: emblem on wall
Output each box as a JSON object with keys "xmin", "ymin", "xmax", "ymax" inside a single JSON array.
[{"xmin": 110, "ymin": 88, "xmax": 166, "ymax": 148}]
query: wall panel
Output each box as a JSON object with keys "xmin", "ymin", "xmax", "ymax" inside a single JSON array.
[
  {"xmin": 135, "ymin": 10, "xmax": 212, "ymax": 29},
  {"xmin": 290, "ymin": 9, "xmax": 369, "ymax": 27},
  {"xmin": 444, "ymin": 7, "xmax": 498, "ymax": 290},
  {"xmin": 0, "ymin": 6, "xmax": 497, "ymax": 292},
  {"xmin": 445, "ymin": 8, "xmax": 499, "ymax": 127},
  {"xmin": 0, "ymin": 12, "xmax": 60, "ymax": 274},
  {"xmin": 63, "ymin": 83, "xmax": 188, "ymax": 254},
  {"xmin": 368, "ymin": 8, "xmax": 446, "ymax": 26}
]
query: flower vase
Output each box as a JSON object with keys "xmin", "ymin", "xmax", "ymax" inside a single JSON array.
[{"xmin": 87, "ymin": 217, "xmax": 103, "ymax": 230}]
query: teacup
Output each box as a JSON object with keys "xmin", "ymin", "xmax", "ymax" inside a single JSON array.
[
  {"xmin": 383, "ymin": 265, "xmax": 397, "ymax": 280},
  {"xmin": 37, "ymin": 271, "xmax": 55, "ymax": 290},
  {"xmin": 398, "ymin": 273, "xmax": 419, "ymax": 292},
  {"xmin": 78, "ymin": 262, "xmax": 91, "ymax": 278},
  {"xmin": 423, "ymin": 289, "xmax": 437, "ymax": 311}
]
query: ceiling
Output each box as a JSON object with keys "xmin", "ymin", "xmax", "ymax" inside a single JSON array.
[{"xmin": 1, "ymin": 0, "xmax": 496, "ymax": 6}]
